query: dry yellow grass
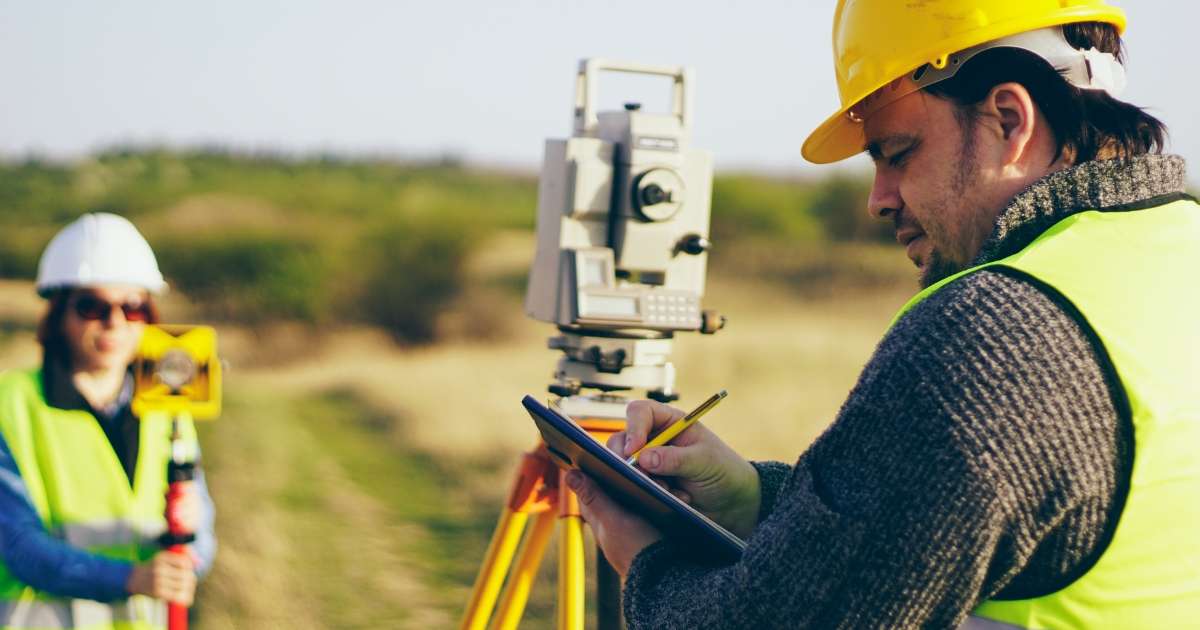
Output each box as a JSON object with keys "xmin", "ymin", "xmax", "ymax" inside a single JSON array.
[
  {"xmin": 191, "ymin": 388, "xmax": 453, "ymax": 629},
  {"xmin": 0, "ymin": 238, "xmax": 920, "ymax": 627},
  {"xmin": 229, "ymin": 273, "xmax": 913, "ymax": 467},
  {"xmin": 0, "ymin": 254, "xmax": 916, "ymax": 472}
]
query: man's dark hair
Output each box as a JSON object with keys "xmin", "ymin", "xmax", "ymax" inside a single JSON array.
[{"xmin": 925, "ymin": 22, "xmax": 1167, "ymax": 164}]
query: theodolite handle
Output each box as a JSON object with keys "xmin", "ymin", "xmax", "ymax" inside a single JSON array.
[{"xmin": 574, "ymin": 58, "xmax": 692, "ymax": 135}]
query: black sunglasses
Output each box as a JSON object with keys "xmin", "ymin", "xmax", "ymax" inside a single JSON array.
[{"xmin": 70, "ymin": 294, "xmax": 152, "ymax": 323}]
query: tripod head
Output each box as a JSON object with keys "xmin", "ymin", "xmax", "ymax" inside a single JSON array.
[{"xmin": 525, "ymin": 59, "xmax": 724, "ymax": 403}]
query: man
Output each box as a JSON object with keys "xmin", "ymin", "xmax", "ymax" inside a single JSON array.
[{"xmin": 566, "ymin": 1, "xmax": 1200, "ymax": 627}]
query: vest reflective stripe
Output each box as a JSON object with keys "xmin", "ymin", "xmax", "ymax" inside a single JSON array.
[
  {"xmin": 71, "ymin": 598, "xmax": 166, "ymax": 629},
  {"xmin": 0, "ymin": 368, "xmax": 195, "ymax": 630},
  {"xmin": 57, "ymin": 520, "xmax": 165, "ymax": 551},
  {"xmin": 0, "ymin": 598, "xmax": 165, "ymax": 630},
  {"xmin": 892, "ymin": 198, "xmax": 1200, "ymax": 628}
]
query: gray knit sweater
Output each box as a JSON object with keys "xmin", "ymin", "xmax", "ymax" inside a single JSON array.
[{"xmin": 622, "ymin": 155, "xmax": 1190, "ymax": 629}]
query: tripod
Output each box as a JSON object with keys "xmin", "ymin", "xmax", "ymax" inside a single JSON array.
[{"xmin": 460, "ymin": 398, "xmax": 628, "ymax": 630}]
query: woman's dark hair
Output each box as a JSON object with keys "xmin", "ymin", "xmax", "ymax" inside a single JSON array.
[
  {"xmin": 37, "ymin": 289, "xmax": 161, "ymax": 366},
  {"xmin": 925, "ymin": 22, "xmax": 1167, "ymax": 164}
]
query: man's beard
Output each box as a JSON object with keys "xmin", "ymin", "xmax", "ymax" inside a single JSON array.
[
  {"xmin": 918, "ymin": 118, "xmax": 981, "ymax": 289},
  {"xmin": 919, "ymin": 248, "xmax": 963, "ymax": 288}
]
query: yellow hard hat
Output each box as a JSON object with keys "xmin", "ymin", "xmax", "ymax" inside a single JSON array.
[{"xmin": 802, "ymin": 0, "xmax": 1127, "ymax": 164}]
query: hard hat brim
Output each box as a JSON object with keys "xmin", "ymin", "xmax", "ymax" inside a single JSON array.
[
  {"xmin": 802, "ymin": 107, "xmax": 867, "ymax": 165},
  {"xmin": 36, "ymin": 279, "xmax": 169, "ymax": 298}
]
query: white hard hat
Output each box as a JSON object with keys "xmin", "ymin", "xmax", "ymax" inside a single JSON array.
[{"xmin": 36, "ymin": 213, "xmax": 167, "ymax": 297}]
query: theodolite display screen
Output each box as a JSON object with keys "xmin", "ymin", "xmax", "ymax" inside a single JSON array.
[{"xmin": 581, "ymin": 294, "xmax": 639, "ymax": 318}]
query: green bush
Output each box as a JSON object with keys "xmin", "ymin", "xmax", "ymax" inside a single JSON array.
[
  {"xmin": 349, "ymin": 215, "xmax": 479, "ymax": 344},
  {"xmin": 0, "ymin": 225, "xmax": 55, "ymax": 279},
  {"xmin": 0, "ymin": 151, "xmax": 516, "ymax": 343},
  {"xmin": 156, "ymin": 233, "xmax": 330, "ymax": 323},
  {"xmin": 808, "ymin": 175, "xmax": 892, "ymax": 242},
  {"xmin": 710, "ymin": 174, "xmax": 823, "ymax": 243},
  {"xmin": 0, "ymin": 148, "xmax": 905, "ymax": 344},
  {"xmin": 710, "ymin": 173, "xmax": 888, "ymax": 244},
  {"xmin": 0, "ymin": 159, "xmax": 82, "ymax": 224}
]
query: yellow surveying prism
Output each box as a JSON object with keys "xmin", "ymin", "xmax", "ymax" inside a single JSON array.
[
  {"xmin": 132, "ymin": 325, "xmax": 222, "ymax": 419},
  {"xmin": 132, "ymin": 324, "xmax": 223, "ymax": 630}
]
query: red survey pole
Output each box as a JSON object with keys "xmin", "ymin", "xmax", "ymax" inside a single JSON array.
[{"xmin": 162, "ymin": 417, "xmax": 196, "ymax": 630}]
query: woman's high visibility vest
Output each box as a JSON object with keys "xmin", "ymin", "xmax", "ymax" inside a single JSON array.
[
  {"xmin": 891, "ymin": 195, "xmax": 1200, "ymax": 628},
  {"xmin": 0, "ymin": 368, "xmax": 196, "ymax": 630}
]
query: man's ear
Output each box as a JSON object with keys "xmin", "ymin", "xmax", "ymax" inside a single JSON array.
[{"xmin": 981, "ymin": 82, "xmax": 1038, "ymax": 166}]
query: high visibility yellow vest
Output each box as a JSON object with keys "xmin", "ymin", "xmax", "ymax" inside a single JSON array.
[
  {"xmin": 891, "ymin": 196, "xmax": 1200, "ymax": 629},
  {"xmin": 0, "ymin": 368, "xmax": 196, "ymax": 630}
]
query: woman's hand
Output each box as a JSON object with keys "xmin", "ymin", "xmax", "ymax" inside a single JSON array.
[
  {"xmin": 614, "ymin": 399, "xmax": 762, "ymax": 539},
  {"xmin": 126, "ymin": 551, "xmax": 196, "ymax": 605}
]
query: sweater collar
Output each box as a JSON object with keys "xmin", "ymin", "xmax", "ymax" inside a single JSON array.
[
  {"xmin": 42, "ymin": 356, "xmax": 134, "ymax": 420},
  {"xmin": 972, "ymin": 154, "xmax": 1190, "ymax": 266}
]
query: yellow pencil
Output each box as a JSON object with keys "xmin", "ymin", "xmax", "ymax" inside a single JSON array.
[{"xmin": 625, "ymin": 390, "xmax": 728, "ymax": 466}]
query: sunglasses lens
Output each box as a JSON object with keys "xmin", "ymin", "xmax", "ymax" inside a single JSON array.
[
  {"xmin": 121, "ymin": 304, "xmax": 151, "ymax": 322},
  {"xmin": 71, "ymin": 295, "xmax": 151, "ymax": 322},
  {"xmin": 72, "ymin": 296, "xmax": 110, "ymax": 321}
]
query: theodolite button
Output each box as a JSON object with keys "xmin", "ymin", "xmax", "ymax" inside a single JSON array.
[
  {"xmin": 678, "ymin": 233, "xmax": 711, "ymax": 256},
  {"xmin": 701, "ymin": 310, "xmax": 726, "ymax": 335}
]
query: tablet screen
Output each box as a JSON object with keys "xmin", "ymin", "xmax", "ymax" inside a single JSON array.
[{"xmin": 522, "ymin": 395, "xmax": 746, "ymax": 564}]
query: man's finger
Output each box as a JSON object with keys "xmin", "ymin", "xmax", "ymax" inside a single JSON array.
[
  {"xmin": 163, "ymin": 553, "xmax": 192, "ymax": 570},
  {"xmin": 625, "ymin": 400, "xmax": 685, "ymax": 455},
  {"xmin": 623, "ymin": 402, "xmax": 656, "ymax": 455},
  {"xmin": 606, "ymin": 432, "xmax": 626, "ymax": 454},
  {"xmin": 638, "ymin": 445, "xmax": 705, "ymax": 478},
  {"xmin": 566, "ymin": 470, "xmax": 625, "ymax": 530},
  {"xmin": 566, "ymin": 470, "xmax": 600, "ymax": 507}
]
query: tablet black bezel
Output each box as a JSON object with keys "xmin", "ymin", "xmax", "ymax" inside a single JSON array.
[{"xmin": 521, "ymin": 394, "xmax": 746, "ymax": 562}]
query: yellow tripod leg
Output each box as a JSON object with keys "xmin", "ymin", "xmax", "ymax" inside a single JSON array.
[
  {"xmin": 463, "ymin": 449, "xmax": 559, "ymax": 630},
  {"xmin": 460, "ymin": 509, "xmax": 530, "ymax": 630},
  {"xmin": 489, "ymin": 510, "xmax": 557, "ymax": 630},
  {"xmin": 557, "ymin": 479, "xmax": 586, "ymax": 630}
]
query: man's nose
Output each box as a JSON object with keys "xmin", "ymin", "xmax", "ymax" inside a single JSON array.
[{"xmin": 867, "ymin": 169, "xmax": 901, "ymax": 220}]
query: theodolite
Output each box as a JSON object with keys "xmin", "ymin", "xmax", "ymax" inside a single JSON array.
[
  {"xmin": 463, "ymin": 58, "xmax": 723, "ymax": 630},
  {"xmin": 525, "ymin": 58, "xmax": 724, "ymax": 408}
]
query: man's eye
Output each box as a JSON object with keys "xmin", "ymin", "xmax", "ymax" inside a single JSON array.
[{"xmin": 888, "ymin": 148, "xmax": 912, "ymax": 167}]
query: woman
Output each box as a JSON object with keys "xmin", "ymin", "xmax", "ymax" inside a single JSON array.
[{"xmin": 0, "ymin": 213, "xmax": 216, "ymax": 628}]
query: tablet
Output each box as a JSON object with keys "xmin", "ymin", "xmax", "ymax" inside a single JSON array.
[{"xmin": 522, "ymin": 395, "xmax": 746, "ymax": 564}]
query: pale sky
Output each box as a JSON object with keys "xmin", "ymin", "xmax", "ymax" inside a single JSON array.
[{"xmin": 1, "ymin": 1, "xmax": 1196, "ymax": 182}]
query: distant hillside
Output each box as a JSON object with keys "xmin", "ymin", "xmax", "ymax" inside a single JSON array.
[{"xmin": 0, "ymin": 149, "xmax": 893, "ymax": 342}]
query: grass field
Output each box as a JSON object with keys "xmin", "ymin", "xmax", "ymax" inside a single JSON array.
[{"xmin": 0, "ymin": 232, "xmax": 918, "ymax": 628}]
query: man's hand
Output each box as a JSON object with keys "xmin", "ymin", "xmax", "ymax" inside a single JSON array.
[
  {"xmin": 616, "ymin": 399, "xmax": 761, "ymax": 538},
  {"xmin": 126, "ymin": 551, "xmax": 196, "ymax": 605},
  {"xmin": 565, "ymin": 470, "xmax": 662, "ymax": 577}
]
